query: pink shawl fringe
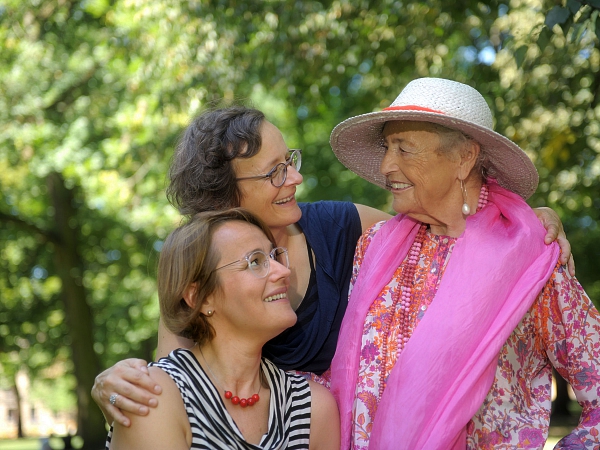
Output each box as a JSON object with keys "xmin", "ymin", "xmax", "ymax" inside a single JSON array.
[{"xmin": 330, "ymin": 180, "xmax": 560, "ymax": 449}]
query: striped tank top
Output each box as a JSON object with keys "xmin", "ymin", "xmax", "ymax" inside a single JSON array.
[{"xmin": 106, "ymin": 348, "xmax": 312, "ymax": 449}]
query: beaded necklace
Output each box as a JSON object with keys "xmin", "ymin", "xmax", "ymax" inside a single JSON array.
[
  {"xmin": 377, "ymin": 183, "xmax": 489, "ymax": 399},
  {"xmin": 199, "ymin": 347, "xmax": 262, "ymax": 408}
]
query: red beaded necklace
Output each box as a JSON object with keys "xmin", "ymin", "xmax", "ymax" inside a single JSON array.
[
  {"xmin": 199, "ymin": 348, "xmax": 262, "ymax": 408},
  {"xmin": 377, "ymin": 184, "xmax": 489, "ymax": 400}
]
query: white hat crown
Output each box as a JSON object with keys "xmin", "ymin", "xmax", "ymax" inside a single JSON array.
[{"xmin": 389, "ymin": 78, "xmax": 494, "ymax": 131}]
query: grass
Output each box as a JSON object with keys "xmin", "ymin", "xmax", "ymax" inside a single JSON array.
[
  {"xmin": 0, "ymin": 439, "xmax": 40, "ymax": 450},
  {"xmin": 0, "ymin": 436, "xmax": 82, "ymax": 450}
]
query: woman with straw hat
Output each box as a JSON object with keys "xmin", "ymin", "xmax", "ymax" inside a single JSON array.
[{"xmin": 329, "ymin": 78, "xmax": 600, "ymax": 449}]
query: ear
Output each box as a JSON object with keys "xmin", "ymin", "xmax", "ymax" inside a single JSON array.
[
  {"xmin": 182, "ymin": 282, "xmax": 198, "ymax": 309},
  {"xmin": 183, "ymin": 283, "xmax": 216, "ymax": 316},
  {"xmin": 458, "ymin": 140, "xmax": 481, "ymax": 180}
]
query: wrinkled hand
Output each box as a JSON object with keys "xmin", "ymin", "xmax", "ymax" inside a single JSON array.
[
  {"xmin": 92, "ymin": 358, "xmax": 162, "ymax": 427},
  {"xmin": 534, "ymin": 206, "xmax": 575, "ymax": 276}
]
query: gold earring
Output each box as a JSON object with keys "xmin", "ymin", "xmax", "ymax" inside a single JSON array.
[{"xmin": 206, "ymin": 310, "xmax": 214, "ymax": 317}]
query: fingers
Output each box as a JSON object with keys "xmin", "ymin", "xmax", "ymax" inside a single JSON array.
[
  {"xmin": 567, "ymin": 254, "xmax": 576, "ymax": 277},
  {"xmin": 543, "ymin": 222, "xmax": 559, "ymax": 245},
  {"xmin": 92, "ymin": 359, "xmax": 162, "ymax": 427}
]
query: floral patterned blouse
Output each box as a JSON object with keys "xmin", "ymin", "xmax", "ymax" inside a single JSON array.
[{"xmin": 348, "ymin": 221, "xmax": 600, "ymax": 450}]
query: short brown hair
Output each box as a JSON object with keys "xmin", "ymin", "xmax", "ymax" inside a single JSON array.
[
  {"xmin": 166, "ymin": 106, "xmax": 265, "ymax": 216},
  {"xmin": 158, "ymin": 208, "xmax": 276, "ymax": 344}
]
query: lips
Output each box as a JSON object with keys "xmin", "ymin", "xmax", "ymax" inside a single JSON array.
[
  {"xmin": 386, "ymin": 181, "xmax": 413, "ymax": 190},
  {"xmin": 264, "ymin": 292, "xmax": 288, "ymax": 302},
  {"xmin": 273, "ymin": 194, "xmax": 295, "ymax": 205}
]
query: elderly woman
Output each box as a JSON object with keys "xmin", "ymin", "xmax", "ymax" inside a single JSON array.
[
  {"xmin": 107, "ymin": 208, "xmax": 339, "ymax": 449},
  {"xmin": 92, "ymin": 105, "xmax": 570, "ymax": 429},
  {"xmin": 329, "ymin": 78, "xmax": 600, "ymax": 449}
]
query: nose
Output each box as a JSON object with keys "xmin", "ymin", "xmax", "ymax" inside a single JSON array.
[
  {"xmin": 284, "ymin": 164, "xmax": 303, "ymax": 186},
  {"xmin": 270, "ymin": 258, "xmax": 292, "ymax": 281},
  {"xmin": 380, "ymin": 148, "xmax": 397, "ymax": 176}
]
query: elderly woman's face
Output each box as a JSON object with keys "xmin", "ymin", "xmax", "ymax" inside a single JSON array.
[{"xmin": 380, "ymin": 121, "xmax": 461, "ymax": 221}]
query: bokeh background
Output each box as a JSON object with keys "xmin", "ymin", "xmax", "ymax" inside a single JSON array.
[{"xmin": 1, "ymin": 0, "xmax": 599, "ymax": 448}]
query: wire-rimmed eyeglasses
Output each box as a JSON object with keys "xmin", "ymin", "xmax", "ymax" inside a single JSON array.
[
  {"xmin": 213, "ymin": 247, "xmax": 289, "ymax": 278},
  {"xmin": 236, "ymin": 149, "xmax": 302, "ymax": 188}
]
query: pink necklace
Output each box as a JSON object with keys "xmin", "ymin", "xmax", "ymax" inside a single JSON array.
[
  {"xmin": 199, "ymin": 348, "xmax": 262, "ymax": 408},
  {"xmin": 378, "ymin": 183, "xmax": 489, "ymax": 399}
]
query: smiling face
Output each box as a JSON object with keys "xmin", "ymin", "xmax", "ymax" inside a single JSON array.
[
  {"xmin": 208, "ymin": 220, "xmax": 297, "ymax": 341},
  {"xmin": 234, "ymin": 121, "xmax": 303, "ymax": 233},
  {"xmin": 380, "ymin": 121, "xmax": 463, "ymax": 224}
]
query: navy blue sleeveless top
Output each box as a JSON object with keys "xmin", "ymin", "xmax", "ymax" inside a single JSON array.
[{"xmin": 262, "ymin": 201, "xmax": 362, "ymax": 375}]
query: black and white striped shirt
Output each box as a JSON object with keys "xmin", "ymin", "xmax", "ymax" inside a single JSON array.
[{"xmin": 147, "ymin": 348, "xmax": 311, "ymax": 449}]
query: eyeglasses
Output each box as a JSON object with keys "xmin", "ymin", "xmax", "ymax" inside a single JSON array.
[
  {"xmin": 236, "ymin": 149, "xmax": 302, "ymax": 188},
  {"xmin": 214, "ymin": 247, "xmax": 289, "ymax": 278}
]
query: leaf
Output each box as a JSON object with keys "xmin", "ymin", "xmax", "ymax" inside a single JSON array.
[
  {"xmin": 537, "ymin": 27, "xmax": 552, "ymax": 52},
  {"xmin": 567, "ymin": 0, "xmax": 582, "ymax": 14},
  {"xmin": 514, "ymin": 45, "xmax": 528, "ymax": 68},
  {"xmin": 586, "ymin": 0, "xmax": 600, "ymax": 9},
  {"xmin": 570, "ymin": 23, "xmax": 587, "ymax": 43},
  {"xmin": 545, "ymin": 6, "xmax": 571, "ymax": 28}
]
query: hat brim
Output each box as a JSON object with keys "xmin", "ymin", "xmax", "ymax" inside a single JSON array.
[{"xmin": 330, "ymin": 109, "xmax": 538, "ymax": 200}]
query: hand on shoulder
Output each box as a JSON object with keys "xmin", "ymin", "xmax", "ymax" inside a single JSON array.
[{"xmin": 108, "ymin": 367, "xmax": 190, "ymax": 450}]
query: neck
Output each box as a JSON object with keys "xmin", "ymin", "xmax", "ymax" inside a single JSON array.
[
  {"xmin": 269, "ymin": 223, "xmax": 298, "ymax": 247},
  {"xmin": 427, "ymin": 179, "xmax": 483, "ymax": 237},
  {"xmin": 194, "ymin": 339, "xmax": 264, "ymax": 395},
  {"xmin": 269, "ymin": 224, "xmax": 297, "ymax": 247}
]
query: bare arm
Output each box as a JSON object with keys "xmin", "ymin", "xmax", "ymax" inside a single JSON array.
[
  {"xmin": 109, "ymin": 367, "xmax": 190, "ymax": 450},
  {"xmin": 354, "ymin": 203, "xmax": 392, "ymax": 233},
  {"xmin": 92, "ymin": 318, "xmax": 193, "ymax": 427},
  {"xmin": 308, "ymin": 380, "xmax": 340, "ymax": 450}
]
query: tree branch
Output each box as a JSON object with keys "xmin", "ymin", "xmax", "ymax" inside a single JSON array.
[{"xmin": 0, "ymin": 211, "xmax": 61, "ymax": 245}]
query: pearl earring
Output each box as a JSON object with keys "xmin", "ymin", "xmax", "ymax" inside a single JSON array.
[
  {"xmin": 206, "ymin": 310, "xmax": 214, "ymax": 317},
  {"xmin": 460, "ymin": 180, "xmax": 471, "ymax": 215}
]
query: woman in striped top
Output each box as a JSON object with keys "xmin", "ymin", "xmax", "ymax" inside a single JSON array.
[{"xmin": 107, "ymin": 209, "xmax": 339, "ymax": 449}]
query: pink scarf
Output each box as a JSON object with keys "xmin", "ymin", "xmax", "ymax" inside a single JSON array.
[{"xmin": 330, "ymin": 180, "xmax": 560, "ymax": 450}]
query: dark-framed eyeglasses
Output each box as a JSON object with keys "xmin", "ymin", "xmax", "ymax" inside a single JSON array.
[
  {"xmin": 235, "ymin": 149, "xmax": 302, "ymax": 188},
  {"xmin": 213, "ymin": 247, "xmax": 289, "ymax": 278}
]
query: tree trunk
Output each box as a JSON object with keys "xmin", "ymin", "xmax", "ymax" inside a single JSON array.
[
  {"xmin": 47, "ymin": 172, "xmax": 106, "ymax": 449},
  {"xmin": 12, "ymin": 377, "xmax": 23, "ymax": 438}
]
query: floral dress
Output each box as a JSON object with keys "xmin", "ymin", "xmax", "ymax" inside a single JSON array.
[{"xmin": 351, "ymin": 221, "xmax": 600, "ymax": 450}]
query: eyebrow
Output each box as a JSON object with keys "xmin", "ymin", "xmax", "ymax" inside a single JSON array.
[
  {"xmin": 385, "ymin": 137, "xmax": 409, "ymax": 145},
  {"xmin": 263, "ymin": 149, "xmax": 291, "ymax": 169}
]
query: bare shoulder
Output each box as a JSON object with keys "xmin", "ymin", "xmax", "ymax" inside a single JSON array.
[
  {"xmin": 307, "ymin": 380, "xmax": 340, "ymax": 450},
  {"xmin": 109, "ymin": 366, "xmax": 190, "ymax": 450},
  {"xmin": 354, "ymin": 203, "xmax": 392, "ymax": 232}
]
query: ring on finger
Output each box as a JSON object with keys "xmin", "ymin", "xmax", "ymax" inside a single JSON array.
[{"xmin": 109, "ymin": 393, "xmax": 119, "ymax": 406}]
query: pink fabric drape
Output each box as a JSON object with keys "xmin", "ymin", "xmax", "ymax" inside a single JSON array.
[{"xmin": 330, "ymin": 180, "xmax": 560, "ymax": 450}]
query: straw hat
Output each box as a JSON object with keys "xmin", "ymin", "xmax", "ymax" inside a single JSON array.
[{"xmin": 330, "ymin": 78, "xmax": 538, "ymax": 199}]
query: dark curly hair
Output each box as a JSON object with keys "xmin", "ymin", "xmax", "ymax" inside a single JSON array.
[
  {"xmin": 166, "ymin": 106, "xmax": 266, "ymax": 216},
  {"xmin": 158, "ymin": 208, "xmax": 276, "ymax": 344}
]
